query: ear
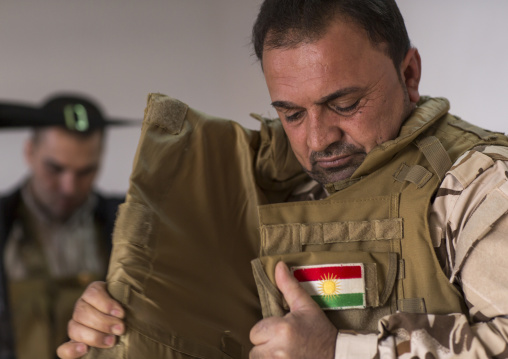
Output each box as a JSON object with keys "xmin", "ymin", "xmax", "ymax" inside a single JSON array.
[{"xmin": 400, "ymin": 47, "xmax": 421, "ymax": 104}]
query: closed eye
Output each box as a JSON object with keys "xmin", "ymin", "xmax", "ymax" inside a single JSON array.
[
  {"xmin": 331, "ymin": 99, "xmax": 361, "ymax": 114},
  {"xmin": 285, "ymin": 111, "xmax": 304, "ymax": 122}
]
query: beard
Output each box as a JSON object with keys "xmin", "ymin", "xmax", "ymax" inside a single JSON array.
[{"xmin": 304, "ymin": 141, "xmax": 366, "ymax": 186}]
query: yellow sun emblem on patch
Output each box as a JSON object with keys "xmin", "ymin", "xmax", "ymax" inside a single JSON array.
[{"xmin": 318, "ymin": 273, "xmax": 341, "ymax": 299}]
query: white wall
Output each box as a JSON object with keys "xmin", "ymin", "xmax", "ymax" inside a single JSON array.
[
  {"xmin": 1, "ymin": 1, "xmax": 506, "ymax": 194},
  {"xmin": 398, "ymin": 1, "xmax": 508, "ymax": 133}
]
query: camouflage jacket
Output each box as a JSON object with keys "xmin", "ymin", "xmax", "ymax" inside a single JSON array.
[{"xmin": 327, "ymin": 145, "xmax": 508, "ymax": 358}]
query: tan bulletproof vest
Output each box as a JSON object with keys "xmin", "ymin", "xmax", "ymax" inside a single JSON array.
[
  {"xmin": 8, "ymin": 204, "xmax": 105, "ymax": 359},
  {"xmin": 87, "ymin": 95, "xmax": 508, "ymax": 359},
  {"xmin": 10, "ymin": 276, "xmax": 101, "ymax": 359},
  {"xmin": 252, "ymin": 97, "xmax": 508, "ymax": 330},
  {"xmin": 87, "ymin": 94, "xmax": 308, "ymax": 359}
]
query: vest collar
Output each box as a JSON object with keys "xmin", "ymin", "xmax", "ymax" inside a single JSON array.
[{"xmin": 325, "ymin": 97, "xmax": 450, "ymax": 194}]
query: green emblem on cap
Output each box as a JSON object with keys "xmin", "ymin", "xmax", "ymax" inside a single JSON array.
[{"xmin": 63, "ymin": 104, "xmax": 89, "ymax": 131}]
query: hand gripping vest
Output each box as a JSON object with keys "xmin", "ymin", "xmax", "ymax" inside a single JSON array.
[{"xmin": 87, "ymin": 95, "xmax": 508, "ymax": 359}]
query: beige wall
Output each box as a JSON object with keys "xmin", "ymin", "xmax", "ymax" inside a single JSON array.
[{"xmin": 1, "ymin": 1, "xmax": 506, "ymax": 193}]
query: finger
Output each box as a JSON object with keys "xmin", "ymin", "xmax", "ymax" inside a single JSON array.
[
  {"xmin": 275, "ymin": 261, "xmax": 320, "ymax": 312},
  {"xmin": 249, "ymin": 316, "xmax": 282, "ymax": 346},
  {"xmin": 56, "ymin": 340, "xmax": 88, "ymax": 359},
  {"xmin": 73, "ymin": 296, "xmax": 125, "ymax": 336},
  {"xmin": 80, "ymin": 281, "xmax": 125, "ymax": 318},
  {"xmin": 68, "ymin": 319, "xmax": 118, "ymax": 349},
  {"xmin": 249, "ymin": 344, "xmax": 268, "ymax": 359}
]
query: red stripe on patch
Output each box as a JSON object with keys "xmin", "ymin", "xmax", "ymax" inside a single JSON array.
[{"xmin": 293, "ymin": 265, "xmax": 362, "ymax": 282}]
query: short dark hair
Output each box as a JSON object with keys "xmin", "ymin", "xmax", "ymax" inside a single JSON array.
[
  {"xmin": 252, "ymin": 0, "xmax": 410, "ymax": 69},
  {"xmin": 31, "ymin": 126, "xmax": 105, "ymax": 147}
]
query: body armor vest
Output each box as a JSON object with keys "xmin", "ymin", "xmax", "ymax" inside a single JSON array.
[
  {"xmin": 7, "ymin": 217, "xmax": 104, "ymax": 359},
  {"xmin": 253, "ymin": 97, "xmax": 508, "ymax": 331},
  {"xmin": 87, "ymin": 95, "xmax": 508, "ymax": 359}
]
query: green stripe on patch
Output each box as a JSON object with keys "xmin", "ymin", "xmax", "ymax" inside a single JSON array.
[{"xmin": 311, "ymin": 293, "xmax": 364, "ymax": 310}]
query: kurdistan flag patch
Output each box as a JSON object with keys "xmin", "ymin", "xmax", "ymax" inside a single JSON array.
[{"xmin": 291, "ymin": 263, "xmax": 366, "ymax": 310}]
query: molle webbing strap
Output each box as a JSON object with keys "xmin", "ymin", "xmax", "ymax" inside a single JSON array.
[
  {"xmin": 449, "ymin": 120, "xmax": 500, "ymax": 141},
  {"xmin": 416, "ymin": 136, "xmax": 453, "ymax": 181},
  {"xmin": 393, "ymin": 163, "xmax": 432, "ymax": 188},
  {"xmin": 398, "ymin": 260, "xmax": 405, "ymax": 280},
  {"xmin": 260, "ymin": 218, "xmax": 403, "ymax": 256},
  {"xmin": 393, "ymin": 136, "xmax": 453, "ymax": 186},
  {"xmin": 324, "ymin": 177, "xmax": 363, "ymax": 194}
]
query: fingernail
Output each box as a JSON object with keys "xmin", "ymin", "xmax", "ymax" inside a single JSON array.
[
  {"xmin": 76, "ymin": 343, "xmax": 88, "ymax": 354},
  {"xmin": 104, "ymin": 335, "xmax": 115, "ymax": 347},
  {"xmin": 110, "ymin": 308, "xmax": 123, "ymax": 317},
  {"xmin": 112, "ymin": 324, "xmax": 123, "ymax": 335}
]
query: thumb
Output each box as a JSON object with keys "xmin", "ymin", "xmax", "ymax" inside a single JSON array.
[{"xmin": 275, "ymin": 261, "xmax": 320, "ymax": 313}]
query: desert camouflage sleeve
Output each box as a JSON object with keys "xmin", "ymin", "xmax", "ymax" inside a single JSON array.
[{"xmin": 334, "ymin": 146, "xmax": 508, "ymax": 359}]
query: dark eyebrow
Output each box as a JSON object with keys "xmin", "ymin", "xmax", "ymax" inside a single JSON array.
[
  {"xmin": 271, "ymin": 100, "xmax": 301, "ymax": 110},
  {"xmin": 44, "ymin": 158, "xmax": 64, "ymax": 171},
  {"xmin": 271, "ymin": 86, "xmax": 364, "ymax": 110},
  {"xmin": 77, "ymin": 164, "xmax": 99, "ymax": 176}
]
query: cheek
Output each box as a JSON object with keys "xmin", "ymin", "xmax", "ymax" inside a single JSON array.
[
  {"xmin": 39, "ymin": 172, "xmax": 58, "ymax": 189},
  {"xmin": 80, "ymin": 173, "xmax": 98, "ymax": 190},
  {"xmin": 283, "ymin": 127, "xmax": 311, "ymax": 168},
  {"xmin": 340, "ymin": 117, "xmax": 376, "ymax": 152},
  {"xmin": 353, "ymin": 110, "xmax": 399, "ymax": 152}
]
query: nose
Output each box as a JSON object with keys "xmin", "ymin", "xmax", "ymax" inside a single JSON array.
[
  {"xmin": 60, "ymin": 172, "xmax": 78, "ymax": 196},
  {"xmin": 306, "ymin": 108, "xmax": 343, "ymax": 152}
]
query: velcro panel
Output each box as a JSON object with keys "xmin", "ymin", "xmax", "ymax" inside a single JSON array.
[
  {"xmin": 398, "ymin": 298, "xmax": 426, "ymax": 313},
  {"xmin": 144, "ymin": 93, "xmax": 188, "ymax": 135}
]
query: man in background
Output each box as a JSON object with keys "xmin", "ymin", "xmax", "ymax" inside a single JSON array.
[{"xmin": 0, "ymin": 95, "xmax": 124, "ymax": 359}]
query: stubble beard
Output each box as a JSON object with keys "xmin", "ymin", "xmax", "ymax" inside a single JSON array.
[{"xmin": 304, "ymin": 141, "xmax": 367, "ymax": 186}]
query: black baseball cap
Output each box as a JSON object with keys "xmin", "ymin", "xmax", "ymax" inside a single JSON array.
[{"xmin": 0, "ymin": 93, "xmax": 137, "ymax": 131}]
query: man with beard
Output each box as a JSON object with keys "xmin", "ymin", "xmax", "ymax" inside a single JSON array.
[
  {"xmin": 57, "ymin": 1, "xmax": 508, "ymax": 358},
  {"xmin": 0, "ymin": 95, "xmax": 124, "ymax": 359}
]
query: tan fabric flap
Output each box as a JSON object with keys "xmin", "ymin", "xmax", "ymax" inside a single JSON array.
[
  {"xmin": 449, "ymin": 120, "xmax": 502, "ymax": 141},
  {"xmin": 113, "ymin": 202, "xmax": 154, "ymax": 248},
  {"xmin": 449, "ymin": 151, "xmax": 495, "ymax": 189}
]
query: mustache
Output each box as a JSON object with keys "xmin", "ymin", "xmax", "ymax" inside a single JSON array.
[{"xmin": 309, "ymin": 142, "xmax": 365, "ymax": 164}]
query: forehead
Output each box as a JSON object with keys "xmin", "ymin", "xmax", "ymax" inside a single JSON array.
[
  {"xmin": 262, "ymin": 20, "xmax": 393, "ymax": 99},
  {"xmin": 35, "ymin": 127, "xmax": 102, "ymax": 145},
  {"xmin": 33, "ymin": 127, "xmax": 103, "ymax": 166}
]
